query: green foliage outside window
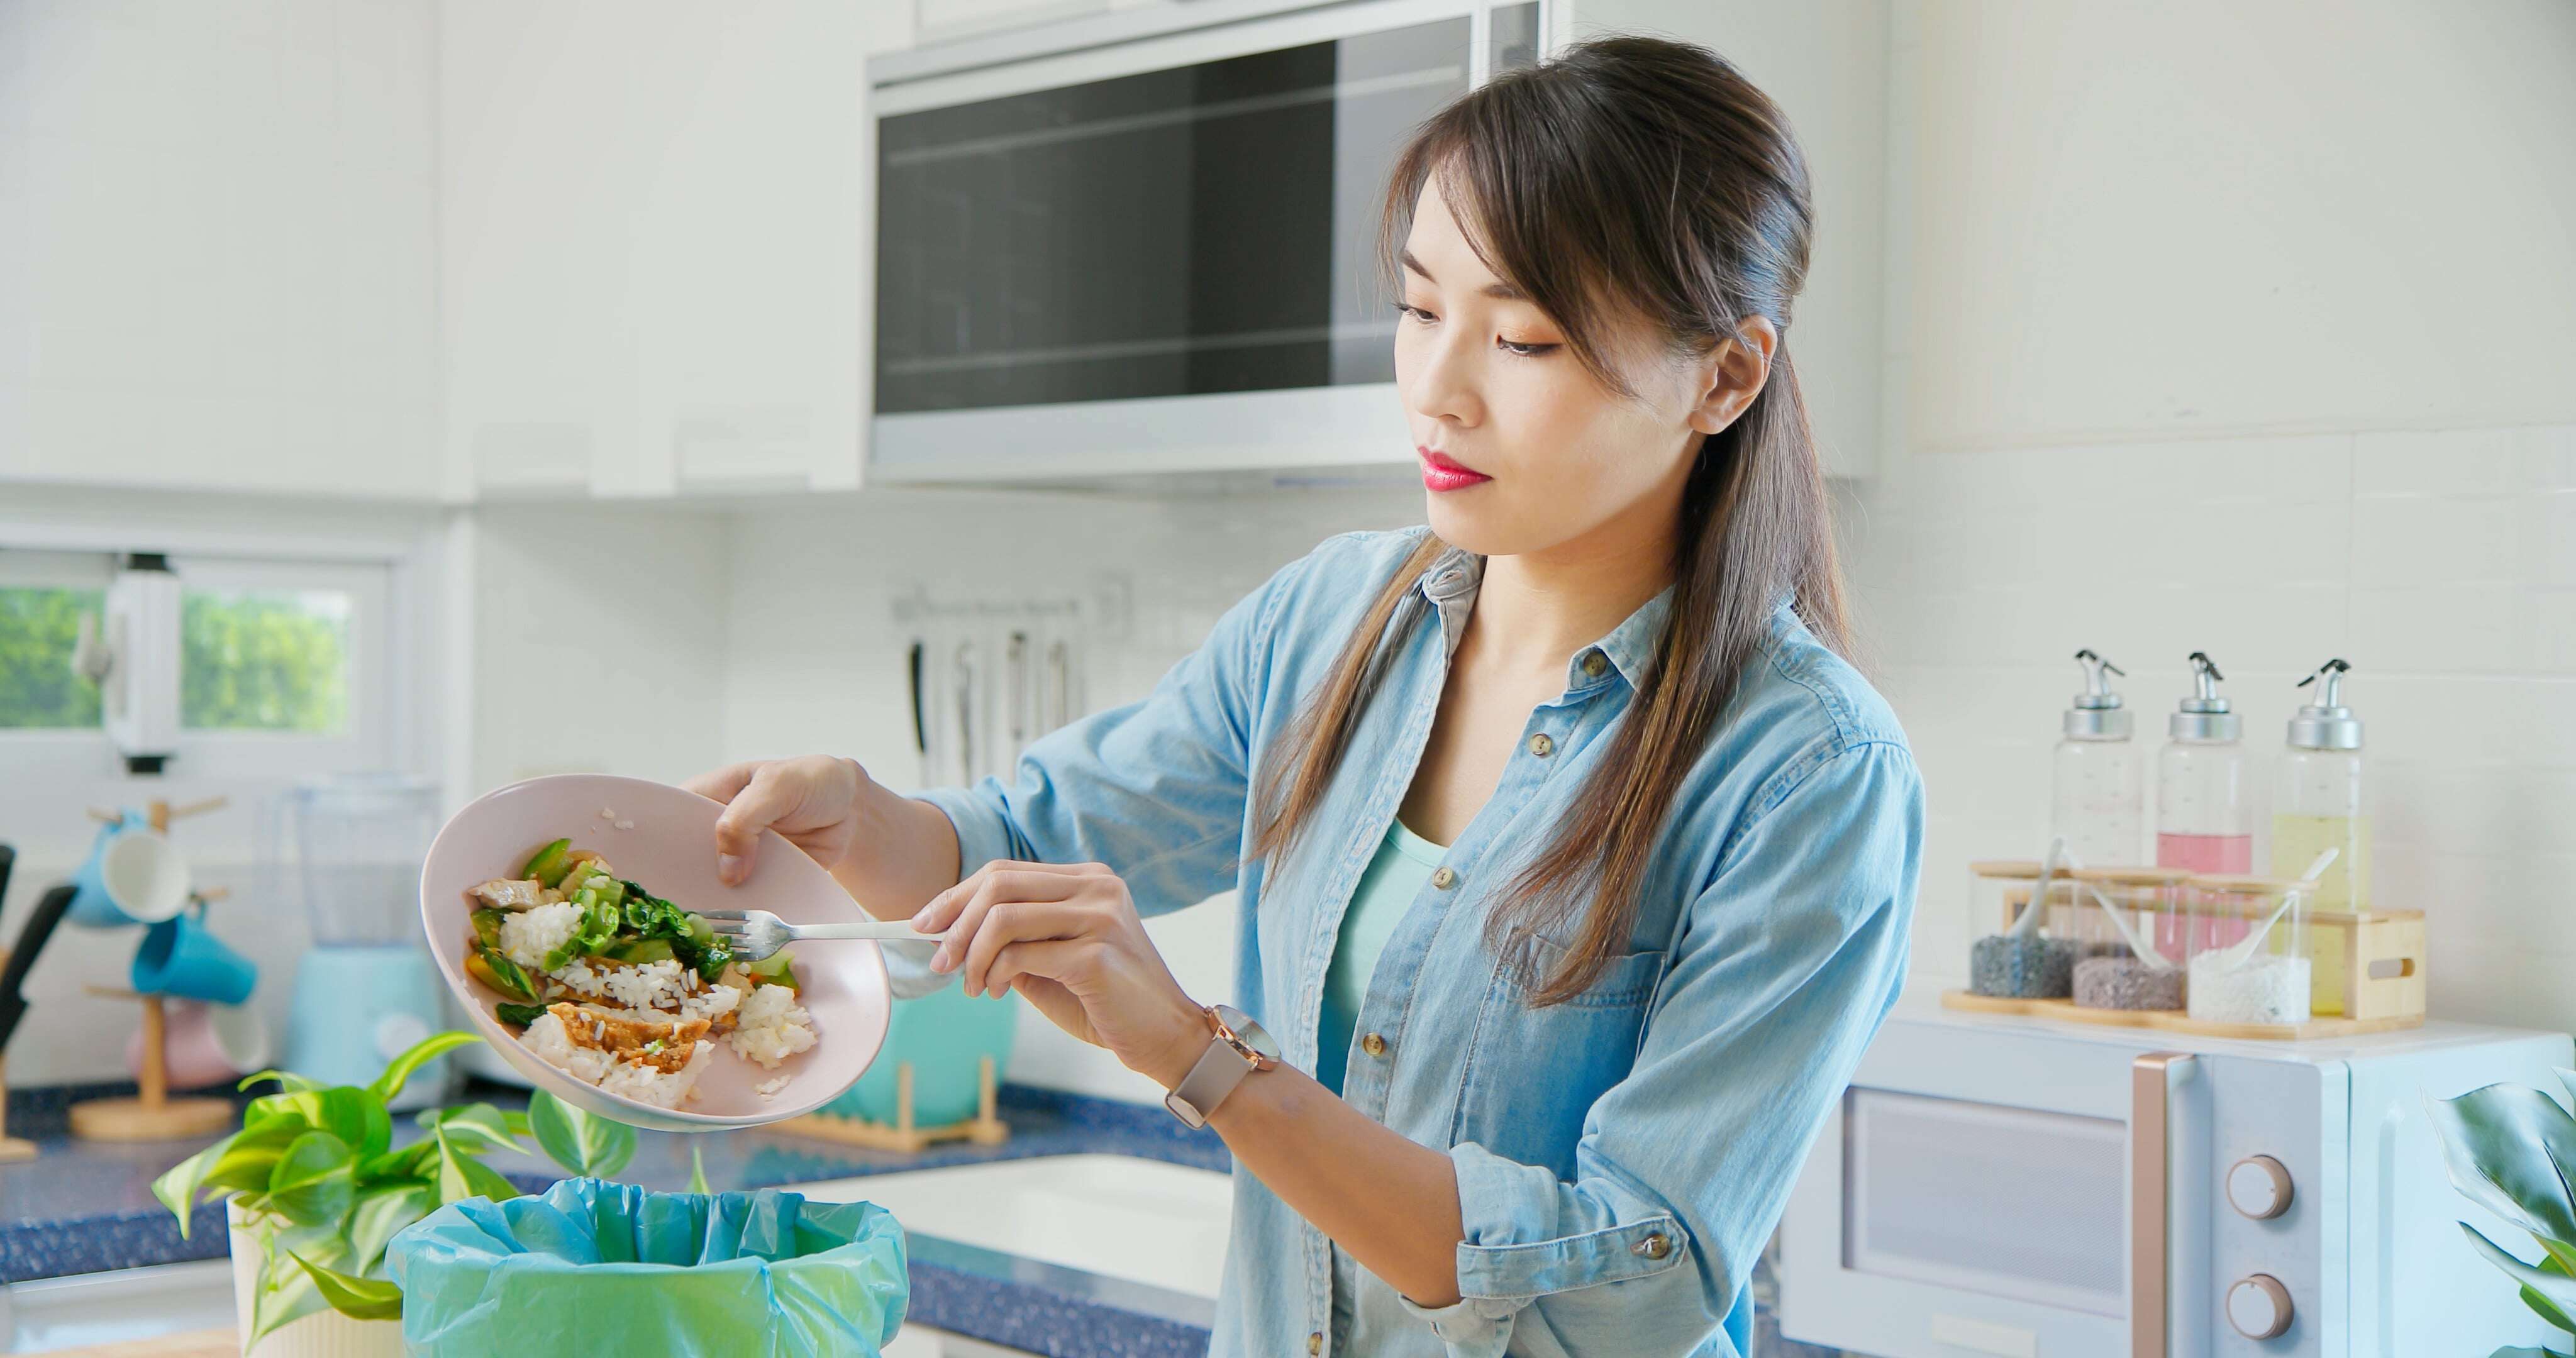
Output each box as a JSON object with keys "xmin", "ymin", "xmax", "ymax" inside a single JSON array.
[
  {"xmin": 182, "ymin": 591, "xmax": 350, "ymax": 733},
  {"xmin": 0, "ymin": 587, "xmax": 105, "ymax": 729}
]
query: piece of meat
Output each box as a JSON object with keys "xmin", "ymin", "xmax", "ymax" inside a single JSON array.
[
  {"xmin": 546, "ymin": 1002, "xmax": 712, "ymax": 1074},
  {"xmin": 467, "ymin": 879, "xmax": 548, "ymax": 910}
]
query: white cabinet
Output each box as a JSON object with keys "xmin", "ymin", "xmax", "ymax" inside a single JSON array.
[
  {"xmin": 1557, "ymin": 0, "xmax": 1889, "ymax": 478},
  {"xmin": 0, "ymin": 0, "xmax": 440, "ymax": 501},
  {"xmin": 440, "ymin": 0, "xmax": 870, "ymax": 502}
]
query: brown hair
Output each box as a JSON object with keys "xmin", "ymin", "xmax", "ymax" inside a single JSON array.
[{"xmin": 1250, "ymin": 35, "xmax": 1851, "ymax": 1005}]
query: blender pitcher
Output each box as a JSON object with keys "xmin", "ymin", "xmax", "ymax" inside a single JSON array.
[{"xmin": 270, "ymin": 774, "xmax": 452, "ymax": 1108}]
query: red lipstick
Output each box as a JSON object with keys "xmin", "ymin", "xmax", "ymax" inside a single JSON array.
[{"xmin": 1418, "ymin": 448, "xmax": 1492, "ymax": 492}]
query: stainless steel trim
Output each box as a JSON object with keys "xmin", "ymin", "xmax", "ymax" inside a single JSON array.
[
  {"xmin": 874, "ymin": 0, "xmax": 1477, "ymax": 88},
  {"xmin": 870, "ymin": 383, "xmax": 1411, "ymax": 483},
  {"xmin": 2131, "ymin": 1052, "xmax": 2197, "ymax": 1358}
]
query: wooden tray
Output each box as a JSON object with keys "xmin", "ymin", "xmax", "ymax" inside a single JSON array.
[{"xmin": 1941, "ymin": 988, "xmax": 2424, "ymax": 1041}]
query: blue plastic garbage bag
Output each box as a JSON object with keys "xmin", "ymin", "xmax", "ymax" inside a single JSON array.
[{"xmin": 386, "ymin": 1178, "xmax": 907, "ymax": 1357}]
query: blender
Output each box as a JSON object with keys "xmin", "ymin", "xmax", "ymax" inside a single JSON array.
[{"xmin": 270, "ymin": 774, "xmax": 453, "ymax": 1110}]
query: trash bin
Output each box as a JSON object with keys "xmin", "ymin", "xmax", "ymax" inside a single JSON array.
[{"xmin": 387, "ymin": 1178, "xmax": 907, "ymax": 1357}]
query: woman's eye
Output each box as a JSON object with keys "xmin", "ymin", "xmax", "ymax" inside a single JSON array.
[
  {"xmin": 1497, "ymin": 337, "xmax": 1559, "ymax": 358},
  {"xmin": 1392, "ymin": 302, "xmax": 1432, "ymax": 324}
]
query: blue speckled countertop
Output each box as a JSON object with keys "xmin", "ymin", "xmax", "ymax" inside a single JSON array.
[{"xmin": 0, "ymin": 1080, "xmax": 1229, "ymax": 1358}]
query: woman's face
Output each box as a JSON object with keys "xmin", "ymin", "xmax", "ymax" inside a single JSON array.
[{"xmin": 1392, "ymin": 172, "xmax": 1767, "ymax": 562}]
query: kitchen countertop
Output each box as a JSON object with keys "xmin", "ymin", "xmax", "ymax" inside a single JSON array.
[{"xmin": 0, "ymin": 1079, "xmax": 1230, "ymax": 1358}]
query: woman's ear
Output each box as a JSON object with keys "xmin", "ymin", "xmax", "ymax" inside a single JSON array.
[{"xmin": 1687, "ymin": 316, "xmax": 1779, "ymax": 436}]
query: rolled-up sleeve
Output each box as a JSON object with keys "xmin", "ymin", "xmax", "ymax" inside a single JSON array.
[
  {"xmin": 887, "ymin": 552, "xmax": 1311, "ymax": 998},
  {"xmin": 1399, "ymin": 739, "xmax": 1922, "ymax": 1356}
]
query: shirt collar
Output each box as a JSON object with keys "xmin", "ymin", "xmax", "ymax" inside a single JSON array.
[{"xmin": 1410, "ymin": 543, "xmax": 1672, "ymax": 693}]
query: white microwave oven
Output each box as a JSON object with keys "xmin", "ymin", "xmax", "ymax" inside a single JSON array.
[
  {"xmin": 865, "ymin": 0, "xmax": 1544, "ymax": 484},
  {"xmin": 1779, "ymin": 996, "xmax": 2571, "ymax": 1357}
]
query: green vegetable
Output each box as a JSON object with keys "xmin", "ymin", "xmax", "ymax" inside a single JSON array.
[
  {"xmin": 493, "ymin": 1002, "xmax": 548, "ymax": 1028},
  {"xmin": 521, "ymin": 837, "xmax": 572, "ymax": 886},
  {"xmin": 744, "ymin": 946, "xmax": 799, "ymax": 992},
  {"xmin": 151, "ymin": 1031, "xmax": 602, "ymax": 1344},
  {"xmin": 470, "ymin": 908, "xmax": 504, "ymax": 949},
  {"xmin": 465, "ymin": 946, "xmax": 538, "ymax": 1003},
  {"xmin": 610, "ymin": 937, "xmax": 675, "ymax": 965}
]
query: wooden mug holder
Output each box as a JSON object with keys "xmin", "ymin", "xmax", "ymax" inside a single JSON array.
[
  {"xmin": 778, "ymin": 1055, "xmax": 1009, "ymax": 1154},
  {"xmin": 69, "ymin": 797, "xmax": 238, "ymax": 1142}
]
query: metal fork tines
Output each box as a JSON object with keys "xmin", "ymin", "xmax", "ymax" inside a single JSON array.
[{"xmin": 697, "ymin": 908, "xmax": 944, "ymax": 963}]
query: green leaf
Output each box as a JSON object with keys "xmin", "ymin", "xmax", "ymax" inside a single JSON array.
[
  {"xmin": 526, "ymin": 1088, "xmax": 635, "ymax": 1179},
  {"xmin": 200, "ymin": 1118, "xmax": 308, "ymax": 1197},
  {"xmin": 250, "ymin": 1087, "xmax": 392, "ymax": 1164},
  {"xmin": 689, "ymin": 1145, "xmax": 711, "ymax": 1195},
  {"xmin": 414, "ymin": 1103, "xmax": 521, "ymax": 1157},
  {"xmin": 347, "ymin": 1182, "xmax": 435, "ymax": 1274},
  {"xmin": 2428, "ymin": 1085, "xmax": 2576, "ymax": 1246},
  {"xmin": 237, "ymin": 1068, "xmax": 325, "ymax": 1095},
  {"xmin": 245, "ymin": 1219, "xmax": 338, "ymax": 1345},
  {"xmin": 433, "ymin": 1126, "xmax": 519, "ymax": 1206},
  {"xmin": 152, "ymin": 1135, "xmax": 238, "ymax": 1237},
  {"xmin": 355, "ymin": 1137, "xmax": 442, "ymax": 1186},
  {"xmin": 265, "ymin": 1131, "xmax": 357, "ymax": 1228},
  {"xmin": 2463, "ymin": 1222, "xmax": 2576, "ymax": 1317},
  {"xmin": 288, "ymin": 1252, "xmax": 404, "ymax": 1321},
  {"xmin": 367, "ymin": 1030, "xmax": 480, "ymax": 1105},
  {"xmin": 502, "ymin": 1110, "xmax": 533, "ymax": 1138}
]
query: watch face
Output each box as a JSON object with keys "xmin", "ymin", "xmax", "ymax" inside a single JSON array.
[{"xmin": 1215, "ymin": 1004, "xmax": 1280, "ymax": 1062}]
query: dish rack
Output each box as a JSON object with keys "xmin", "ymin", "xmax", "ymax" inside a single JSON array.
[{"xmin": 779, "ymin": 1054, "xmax": 1009, "ymax": 1154}]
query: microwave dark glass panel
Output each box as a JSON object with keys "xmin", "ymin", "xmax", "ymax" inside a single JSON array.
[{"xmin": 876, "ymin": 18, "xmax": 1474, "ymax": 414}]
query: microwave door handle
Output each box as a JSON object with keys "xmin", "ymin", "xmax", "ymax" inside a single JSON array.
[{"xmin": 2133, "ymin": 1052, "xmax": 2199, "ymax": 1358}]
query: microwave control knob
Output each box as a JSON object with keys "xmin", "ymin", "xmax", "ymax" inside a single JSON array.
[
  {"xmin": 2227, "ymin": 1274, "xmax": 2294, "ymax": 1340},
  {"xmin": 2227, "ymin": 1155, "xmax": 2294, "ymax": 1219}
]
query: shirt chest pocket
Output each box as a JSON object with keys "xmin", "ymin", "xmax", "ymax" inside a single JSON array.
[{"xmin": 1448, "ymin": 930, "xmax": 1668, "ymax": 1181}]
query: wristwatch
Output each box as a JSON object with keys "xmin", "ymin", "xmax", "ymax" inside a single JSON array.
[{"xmin": 1163, "ymin": 1003, "xmax": 1279, "ymax": 1129}]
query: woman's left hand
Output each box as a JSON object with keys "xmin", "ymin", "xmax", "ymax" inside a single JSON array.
[{"xmin": 915, "ymin": 861, "xmax": 1210, "ymax": 1089}]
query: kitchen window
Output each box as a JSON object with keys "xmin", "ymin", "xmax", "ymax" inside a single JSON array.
[{"xmin": 0, "ymin": 549, "xmax": 395, "ymax": 778}]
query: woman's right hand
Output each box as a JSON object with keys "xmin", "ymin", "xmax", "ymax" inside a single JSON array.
[{"xmin": 686, "ymin": 755, "xmax": 868, "ymax": 885}]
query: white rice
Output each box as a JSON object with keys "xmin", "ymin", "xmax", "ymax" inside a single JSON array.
[
  {"xmin": 726, "ymin": 984, "xmax": 818, "ymax": 1069},
  {"xmin": 756, "ymin": 1074, "xmax": 791, "ymax": 1100},
  {"xmin": 679, "ymin": 982, "xmax": 741, "ymax": 1024},
  {"xmin": 519, "ymin": 1013, "xmax": 613, "ymax": 1085},
  {"xmin": 498, "ymin": 902, "xmax": 582, "ymax": 971},
  {"xmin": 597, "ymin": 1041, "xmax": 712, "ymax": 1110}
]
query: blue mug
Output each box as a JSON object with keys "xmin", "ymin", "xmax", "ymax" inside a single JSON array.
[
  {"xmin": 131, "ymin": 905, "xmax": 257, "ymax": 1005},
  {"xmin": 69, "ymin": 812, "xmax": 192, "ymax": 930}
]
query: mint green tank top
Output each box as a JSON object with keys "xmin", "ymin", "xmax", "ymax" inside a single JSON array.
[{"xmin": 1316, "ymin": 818, "xmax": 1446, "ymax": 1096}]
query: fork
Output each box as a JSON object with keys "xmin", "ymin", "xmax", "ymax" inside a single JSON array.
[{"xmin": 698, "ymin": 908, "xmax": 946, "ymax": 963}]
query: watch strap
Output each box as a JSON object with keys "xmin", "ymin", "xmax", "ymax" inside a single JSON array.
[{"xmin": 1165, "ymin": 1030, "xmax": 1254, "ymax": 1129}]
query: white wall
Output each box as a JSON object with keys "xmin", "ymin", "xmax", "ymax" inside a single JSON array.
[
  {"xmin": 1853, "ymin": 1, "xmax": 2576, "ymax": 1032},
  {"xmin": 0, "ymin": 0, "xmax": 440, "ymax": 499},
  {"xmin": 720, "ymin": 483, "xmax": 1423, "ymax": 1102}
]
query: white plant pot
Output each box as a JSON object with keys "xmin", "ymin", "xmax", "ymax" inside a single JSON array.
[{"xmin": 226, "ymin": 1201, "xmax": 406, "ymax": 1358}]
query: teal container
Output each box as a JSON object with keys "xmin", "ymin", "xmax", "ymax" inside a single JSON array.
[{"xmin": 828, "ymin": 984, "xmax": 1018, "ymax": 1126}]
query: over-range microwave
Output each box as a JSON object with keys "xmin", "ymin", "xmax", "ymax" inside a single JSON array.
[
  {"xmin": 865, "ymin": 0, "xmax": 1545, "ymax": 484},
  {"xmin": 1780, "ymin": 996, "xmax": 2570, "ymax": 1357}
]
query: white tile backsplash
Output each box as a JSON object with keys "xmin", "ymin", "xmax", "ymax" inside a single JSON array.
[{"xmin": 1850, "ymin": 422, "xmax": 2576, "ymax": 1032}]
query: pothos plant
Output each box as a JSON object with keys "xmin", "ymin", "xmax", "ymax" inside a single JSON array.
[
  {"xmin": 151, "ymin": 1030, "xmax": 697, "ymax": 1345},
  {"xmin": 2428, "ymin": 1073, "xmax": 2576, "ymax": 1358}
]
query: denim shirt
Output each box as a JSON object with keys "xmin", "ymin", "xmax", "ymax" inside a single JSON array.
[{"xmin": 904, "ymin": 527, "xmax": 1923, "ymax": 1358}]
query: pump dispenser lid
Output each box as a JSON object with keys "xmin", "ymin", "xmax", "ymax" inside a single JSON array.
[
  {"xmin": 2064, "ymin": 649, "xmax": 2133, "ymax": 739},
  {"xmin": 2170, "ymin": 651, "xmax": 2243, "ymax": 742},
  {"xmin": 2286, "ymin": 658, "xmax": 2362, "ymax": 750}
]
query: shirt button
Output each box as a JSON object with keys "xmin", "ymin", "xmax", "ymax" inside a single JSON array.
[
  {"xmin": 1526, "ymin": 732, "xmax": 1555, "ymax": 758},
  {"xmin": 1307, "ymin": 1332, "xmax": 1324, "ymax": 1355},
  {"xmin": 1430, "ymin": 866, "xmax": 1457, "ymax": 890},
  {"xmin": 1633, "ymin": 1232, "xmax": 1672, "ymax": 1260},
  {"xmin": 1361, "ymin": 1032, "xmax": 1387, "ymax": 1057},
  {"xmin": 1582, "ymin": 650, "xmax": 1609, "ymax": 678}
]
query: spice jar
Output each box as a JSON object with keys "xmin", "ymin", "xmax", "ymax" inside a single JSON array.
[
  {"xmin": 2069, "ymin": 867, "xmax": 2189, "ymax": 1010},
  {"xmin": 1967, "ymin": 859, "xmax": 2080, "ymax": 999},
  {"xmin": 2186, "ymin": 875, "xmax": 2312, "ymax": 1025}
]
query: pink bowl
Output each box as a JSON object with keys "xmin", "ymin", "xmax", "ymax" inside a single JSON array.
[{"xmin": 419, "ymin": 773, "xmax": 890, "ymax": 1132}]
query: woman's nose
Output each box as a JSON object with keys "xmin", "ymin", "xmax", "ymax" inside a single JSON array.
[{"xmin": 1401, "ymin": 328, "xmax": 1484, "ymax": 428}]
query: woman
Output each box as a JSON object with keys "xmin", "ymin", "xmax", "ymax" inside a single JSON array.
[{"xmin": 692, "ymin": 36, "xmax": 1921, "ymax": 1358}]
